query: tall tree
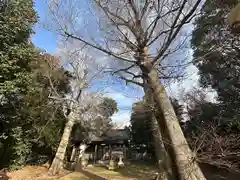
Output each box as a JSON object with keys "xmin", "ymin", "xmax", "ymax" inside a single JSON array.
[
  {"xmin": 0, "ymin": 0, "xmax": 38, "ymax": 170},
  {"xmin": 48, "ymin": 1, "xmax": 205, "ymax": 179},
  {"xmin": 0, "ymin": 51, "xmax": 70, "ymax": 170},
  {"xmin": 0, "ymin": 0, "xmax": 37, "ymax": 94},
  {"xmin": 130, "ymin": 90, "xmax": 185, "ymax": 179},
  {"xmin": 26, "ymin": 52, "xmax": 71, "ymax": 163},
  {"xmin": 191, "ymin": 0, "xmax": 240, "ymax": 127},
  {"xmin": 48, "ymin": 42, "xmax": 107, "ymax": 175},
  {"xmin": 130, "ymin": 91, "xmax": 173, "ymax": 180},
  {"xmin": 130, "ymin": 100, "xmax": 153, "ymax": 149},
  {"xmin": 190, "ymin": 1, "xmax": 240, "ymax": 172},
  {"xmin": 130, "ymin": 97, "xmax": 183, "ymax": 149},
  {"xmin": 98, "ymin": 97, "xmax": 118, "ymax": 118},
  {"xmin": 91, "ymin": 97, "xmax": 118, "ymax": 136}
]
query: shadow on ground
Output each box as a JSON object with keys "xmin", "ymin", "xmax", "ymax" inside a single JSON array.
[
  {"xmin": 62, "ymin": 162, "xmax": 158, "ymax": 180},
  {"xmin": 63, "ymin": 168, "xmax": 107, "ymax": 180},
  {"xmin": 115, "ymin": 162, "xmax": 158, "ymax": 180},
  {"xmin": 84, "ymin": 162, "xmax": 158, "ymax": 180},
  {"xmin": 200, "ymin": 163, "xmax": 240, "ymax": 180},
  {"xmin": 77, "ymin": 169, "xmax": 106, "ymax": 180}
]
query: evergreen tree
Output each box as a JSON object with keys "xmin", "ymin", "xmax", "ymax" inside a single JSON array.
[
  {"xmin": 0, "ymin": 51, "xmax": 70, "ymax": 169},
  {"xmin": 0, "ymin": 0, "xmax": 37, "ymax": 94},
  {"xmin": 190, "ymin": 1, "xmax": 240, "ymax": 170},
  {"xmin": 191, "ymin": 0, "xmax": 240, "ymax": 127},
  {"xmin": 0, "ymin": 0, "xmax": 38, "ymax": 170},
  {"xmin": 130, "ymin": 97, "xmax": 183, "ymax": 156}
]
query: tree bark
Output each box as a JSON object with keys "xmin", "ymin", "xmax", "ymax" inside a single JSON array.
[
  {"xmin": 48, "ymin": 111, "xmax": 75, "ymax": 175},
  {"xmin": 145, "ymin": 67, "xmax": 206, "ymax": 180},
  {"xmin": 152, "ymin": 115, "xmax": 177, "ymax": 180},
  {"xmin": 144, "ymin": 87, "xmax": 174, "ymax": 180}
]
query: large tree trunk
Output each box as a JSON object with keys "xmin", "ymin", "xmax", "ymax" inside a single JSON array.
[
  {"xmin": 152, "ymin": 115, "xmax": 175, "ymax": 180},
  {"xmin": 144, "ymin": 67, "xmax": 206, "ymax": 180},
  {"xmin": 144, "ymin": 87, "xmax": 174, "ymax": 180},
  {"xmin": 48, "ymin": 111, "xmax": 75, "ymax": 175}
]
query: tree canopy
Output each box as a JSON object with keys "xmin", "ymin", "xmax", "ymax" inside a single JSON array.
[
  {"xmin": 2, "ymin": 0, "xmax": 240, "ymax": 179},
  {"xmin": 191, "ymin": 0, "xmax": 240, "ymax": 127}
]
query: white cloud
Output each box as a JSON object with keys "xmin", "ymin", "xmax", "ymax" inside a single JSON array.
[
  {"xmin": 105, "ymin": 91, "xmax": 139, "ymax": 109},
  {"xmin": 166, "ymin": 63, "xmax": 217, "ymax": 103},
  {"xmin": 103, "ymin": 87, "xmax": 143, "ymax": 126},
  {"xmin": 104, "ymin": 87, "xmax": 142, "ymax": 106},
  {"xmin": 111, "ymin": 110, "xmax": 131, "ymax": 123},
  {"xmin": 111, "ymin": 110, "xmax": 131, "ymax": 129}
]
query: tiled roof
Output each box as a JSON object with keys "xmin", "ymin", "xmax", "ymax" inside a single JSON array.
[{"xmin": 91, "ymin": 129, "xmax": 130, "ymax": 142}]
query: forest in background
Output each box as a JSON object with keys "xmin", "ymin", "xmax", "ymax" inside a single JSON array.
[
  {"xmin": 0, "ymin": 0, "xmax": 240, "ymax": 180},
  {"xmin": 0, "ymin": 0, "xmax": 118, "ymax": 170}
]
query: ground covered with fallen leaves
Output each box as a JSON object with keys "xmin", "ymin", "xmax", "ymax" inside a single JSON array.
[
  {"xmin": 6, "ymin": 164, "xmax": 70, "ymax": 180},
  {"xmin": 6, "ymin": 162, "xmax": 158, "ymax": 180}
]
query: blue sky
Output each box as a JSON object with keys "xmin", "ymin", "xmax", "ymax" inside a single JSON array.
[
  {"xmin": 32, "ymin": 0, "xmax": 142, "ymax": 125},
  {"xmin": 32, "ymin": 0, "xmax": 57, "ymax": 52},
  {"xmin": 31, "ymin": 0, "xmax": 215, "ymax": 126}
]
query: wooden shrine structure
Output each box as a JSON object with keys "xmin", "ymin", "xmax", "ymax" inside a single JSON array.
[{"xmin": 70, "ymin": 129, "xmax": 130, "ymax": 168}]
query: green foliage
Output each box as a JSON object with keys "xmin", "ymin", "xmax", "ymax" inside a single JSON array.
[
  {"xmin": 0, "ymin": 1, "xmax": 39, "ymax": 169},
  {"xmin": 0, "ymin": 52, "xmax": 69, "ymax": 169},
  {"xmin": 100, "ymin": 97, "xmax": 118, "ymax": 117},
  {"xmin": 189, "ymin": 0, "xmax": 240, "ymax": 167},
  {"xmin": 191, "ymin": 0, "xmax": 240, "ymax": 127},
  {"xmin": 91, "ymin": 97, "xmax": 118, "ymax": 136},
  {"xmin": 130, "ymin": 97, "xmax": 183, "ymax": 154},
  {"xmin": 6, "ymin": 127, "xmax": 31, "ymax": 171},
  {"xmin": 71, "ymin": 97, "xmax": 118, "ymax": 143},
  {"xmin": 0, "ymin": 0, "xmax": 81, "ymax": 171},
  {"xmin": 93, "ymin": 97, "xmax": 118, "ymax": 134},
  {"xmin": 183, "ymin": 91, "xmax": 219, "ymax": 136},
  {"xmin": 0, "ymin": 0, "xmax": 37, "ymax": 94},
  {"xmin": 130, "ymin": 100, "xmax": 153, "ymax": 149},
  {"xmin": 0, "ymin": 47, "xmax": 70, "ymax": 170}
]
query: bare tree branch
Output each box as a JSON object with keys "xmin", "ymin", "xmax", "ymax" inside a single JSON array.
[
  {"xmin": 65, "ymin": 32, "xmax": 136, "ymax": 63},
  {"xmin": 119, "ymin": 75, "xmax": 143, "ymax": 87},
  {"xmin": 153, "ymin": 0, "xmax": 202, "ymax": 63}
]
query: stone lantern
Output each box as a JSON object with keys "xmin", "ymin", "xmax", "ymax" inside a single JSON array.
[
  {"xmin": 118, "ymin": 154, "xmax": 124, "ymax": 168},
  {"xmin": 80, "ymin": 144, "xmax": 88, "ymax": 168},
  {"xmin": 75, "ymin": 143, "xmax": 88, "ymax": 171}
]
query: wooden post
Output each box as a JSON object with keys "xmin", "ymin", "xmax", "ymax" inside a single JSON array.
[
  {"xmin": 94, "ymin": 144, "xmax": 98, "ymax": 164},
  {"xmin": 109, "ymin": 144, "xmax": 112, "ymax": 160},
  {"xmin": 102, "ymin": 146, "xmax": 105, "ymax": 160},
  {"xmin": 123, "ymin": 144, "xmax": 127, "ymax": 161},
  {"xmin": 101, "ymin": 146, "xmax": 104, "ymax": 160},
  {"xmin": 70, "ymin": 146, "xmax": 76, "ymax": 162}
]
